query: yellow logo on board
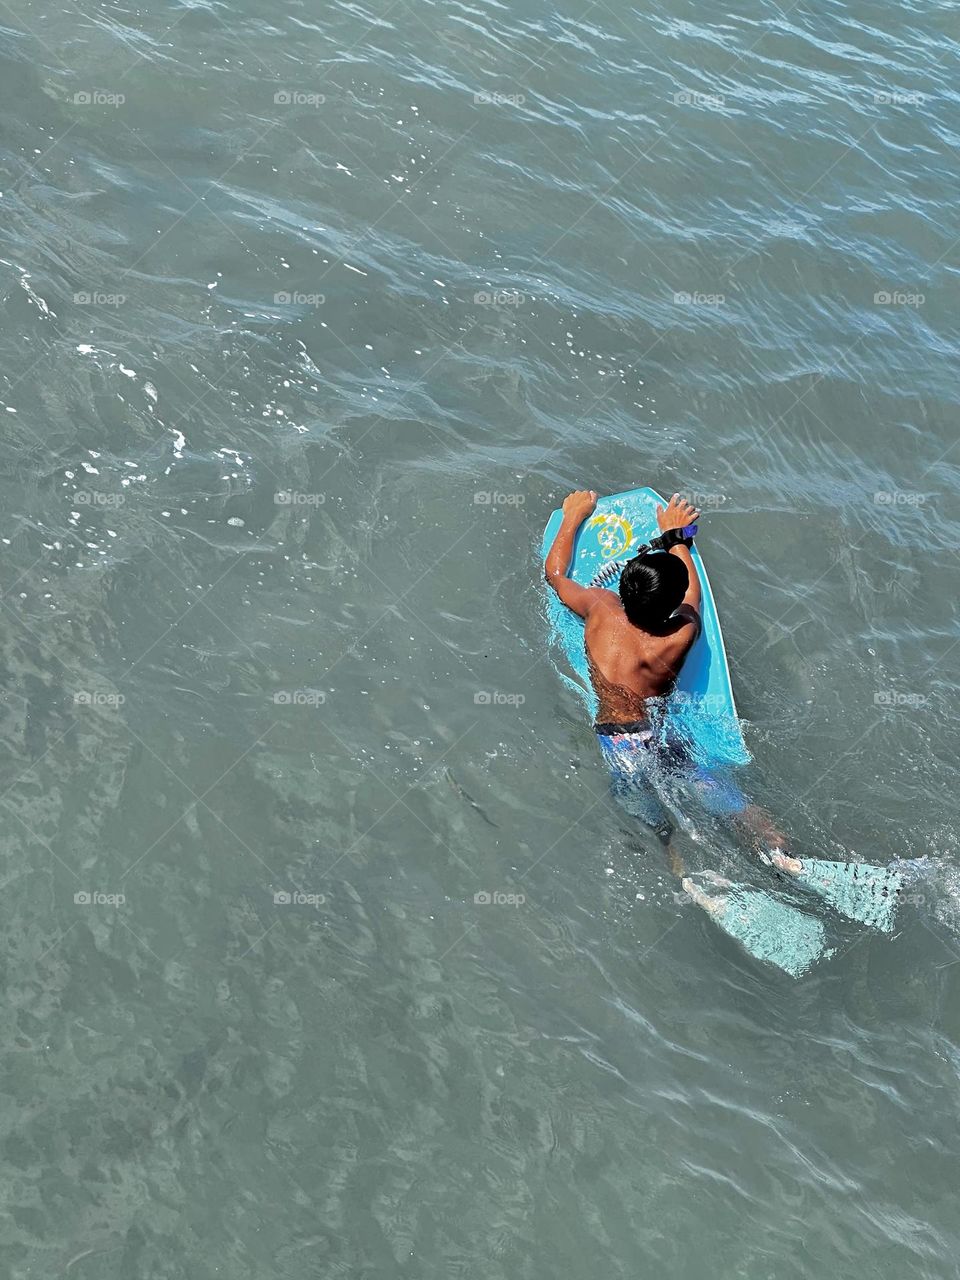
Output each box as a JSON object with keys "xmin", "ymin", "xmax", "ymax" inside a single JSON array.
[{"xmin": 589, "ymin": 512, "xmax": 633, "ymax": 559}]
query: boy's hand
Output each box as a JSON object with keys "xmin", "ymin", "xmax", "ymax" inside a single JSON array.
[
  {"xmin": 561, "ymin": 489, "xmax": 598, "ymax": 523},
  {"xmin": 656, "ymin": 493, "xmax": 700, "ymax": 532}
]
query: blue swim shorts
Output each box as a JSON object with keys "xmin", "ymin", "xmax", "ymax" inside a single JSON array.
[{"xmin": 595, "ymin": 720, "xmax": 748, "ymax": 842}]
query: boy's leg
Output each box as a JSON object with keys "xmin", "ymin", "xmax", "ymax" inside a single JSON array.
[
  {"xmin": 733, "ymin": 805, "xmax": 801, "ymax": 870},
  {"xmin": 602, "ymin": 748, "xmax": 689, "ymax": 877},
  {"xmin": 688, "ymin": 766, "xmax": 798, "ymax": 863},
  {"xmin": 606, "ymin": 758, "xmax": 676, "ymax": 848}
]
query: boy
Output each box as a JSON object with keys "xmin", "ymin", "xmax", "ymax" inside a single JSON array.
[
  {"xmin": 543, "ymin": 489, "xmax": 912, "ymax": 951},
  {"xmin": 544, "ymin": 489, "xmax": 750, "ymax": 847},
  {"xmin": 544, "ymin": 489, "xmax": 702, "ymax": 724}
]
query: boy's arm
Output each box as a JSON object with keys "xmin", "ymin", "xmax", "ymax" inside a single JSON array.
[
  {"xmin": 544, "ymin": 489, "xmax": 610, "ymax": 619},
  {"xmin": 656, "ymin": 493, "xmax": 702, "ymax": 625}
]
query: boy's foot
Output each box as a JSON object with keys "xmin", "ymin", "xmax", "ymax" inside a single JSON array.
[
  {"xmin": 681, "ymin": 871, "xmax": 732, "ymax": 917},
  {"xmin": 761, "ymin": 846, "xmax": 804, "ymax": 875}
]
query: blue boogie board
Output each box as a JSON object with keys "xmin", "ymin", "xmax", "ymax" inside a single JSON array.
[{"xmin": 541, "ymin": 486, "xmax": 750, "ymax": 768}]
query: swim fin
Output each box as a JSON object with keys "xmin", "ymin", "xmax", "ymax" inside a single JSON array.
[
  {"xmin": 682, "ymin": 872, "xmax": 827, "ymax": 978},
  {"xmin": 760, "ymin": 852, "xmax": 923, "ymax": 933}
]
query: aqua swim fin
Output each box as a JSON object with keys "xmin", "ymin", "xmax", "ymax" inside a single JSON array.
[
  {"xmin": 760, "ymin": 852, "xmax": 924, "ymax": 933},
  {"xmin": 682, "ymin": 872, "xmax": 827, "ymax": 978}
]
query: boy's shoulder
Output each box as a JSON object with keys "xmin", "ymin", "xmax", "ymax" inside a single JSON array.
[{"xmin": 586, "ymin": 589, "xmax": 626, "ymax": 622}]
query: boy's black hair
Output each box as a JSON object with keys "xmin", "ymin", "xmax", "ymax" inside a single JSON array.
[{"xmin": 619, "ymin": 552, "xmax": 688, "ymax": 628}]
